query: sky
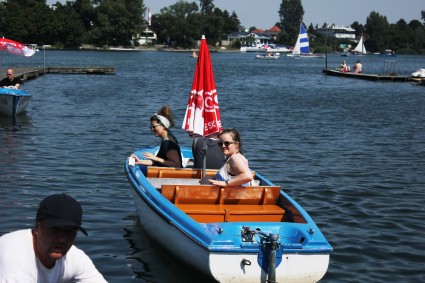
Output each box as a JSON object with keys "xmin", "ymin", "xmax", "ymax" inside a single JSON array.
[
  {"xmin": 46, "ymin": 0, "xmax": 424, "ymax": 29},
  {"xmin": 141, "ymin": 0, "xmax": 424, "ymax": 29}
]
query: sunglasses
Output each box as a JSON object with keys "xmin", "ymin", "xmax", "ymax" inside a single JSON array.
[
  {"xmin": 150, "ymin": 124, "xmax": 162, "ymax": 130},
  {"xmin": 218, "ymin": 141, "xmax": 236, "ymax": 147}
]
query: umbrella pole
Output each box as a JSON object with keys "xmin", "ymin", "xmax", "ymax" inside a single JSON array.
[
  {"xmin": 199, "ymin": 138, "xmax": 211, "ymax": 184},
  {"xmin": 202, "ymin": 139, "xmax": 207, "ymax": 178}
]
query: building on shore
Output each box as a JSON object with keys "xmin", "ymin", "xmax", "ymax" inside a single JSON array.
[
  {"xmin": 135, "ymin": 28, "xmax": 157, "ymax": 45},
  {"xmin": 314, "ymin": 24, "xmax": 356, "ymax": 39}
]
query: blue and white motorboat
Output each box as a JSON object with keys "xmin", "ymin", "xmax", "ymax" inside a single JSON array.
[
  {"xmin": 0, "ymin": 87, "xmax": 32, "ymax": 117},
  {"xmin": 125, "ymin": 146, "xmax": 332, "ymax": 283}
]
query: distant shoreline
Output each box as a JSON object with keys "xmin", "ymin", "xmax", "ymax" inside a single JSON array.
[{"xmin": 72, "ymin": 45, "xmax": 241, "ymax": 53}]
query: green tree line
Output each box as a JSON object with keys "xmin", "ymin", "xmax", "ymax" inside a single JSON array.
[
  {"xmin": 0, "ymin": 0, "xmax": 145, "ymax": 48},
  {"xmin": 0, "ymin": 0, "xmax": 424, "ymax": 54},
  {"xmin": 277, "ymin": 0, "xmax": 425, "ymax": 54},
  {"xmin": 0, "ymin": 0, "xmax": 240, "ymax": 48}
]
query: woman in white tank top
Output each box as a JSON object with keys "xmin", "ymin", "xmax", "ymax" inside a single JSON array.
[{"xmin": 208, "ymin": 129, "xmax": 253, "ymax": 187}]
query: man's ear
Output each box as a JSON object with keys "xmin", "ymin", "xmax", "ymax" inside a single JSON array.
[{"xmin": 34, "ymin": 221, "xmax": 41, "ymax": 233}]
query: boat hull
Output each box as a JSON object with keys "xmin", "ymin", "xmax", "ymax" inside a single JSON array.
[
  {"xmin": 0, "ymin": 88, "xmax": 32, "ymax": 117},
  {"xmin": 209, "ymin": 253, "xmax": 329, "ymax": 283},
  {"xmin": 256, "ymin": 55, "xmax": 279, "ymax": 60},
  {"xmin": 288, "ymin": 54, "xmax": 325, "ymax": 58},
  {"xmin": 130, "ymin": 183, "xmax": 212, "ymax": 274},
  {"xmin": 411, "ymin": 69, "xmax": 425, "ymax": 78},
  {"xmin": 125, "ymin": 146, "xmax": 332, "ymax": 282}
]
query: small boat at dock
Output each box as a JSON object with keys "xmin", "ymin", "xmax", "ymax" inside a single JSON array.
[
  {"xmin": 125, "ymin": 145, "xmax": 332, "ymax": 283},
  {"xmin": 411, "ymin": 68, "xmax": 425, "ymax": 78},
  {"xmin": 0, "ymin": 88, "xmax": 31, "ymax": 117}
]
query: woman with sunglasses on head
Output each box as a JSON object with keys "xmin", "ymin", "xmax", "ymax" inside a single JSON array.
[
  {"xmin": 131, "ymin": 106, "xmax": 182, "ymax": 168},
  {"xmin": 209, "ymin": 128, "xmax": 253, "ymax": 187}
]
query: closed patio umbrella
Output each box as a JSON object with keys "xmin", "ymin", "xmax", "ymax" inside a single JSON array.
[{"xmin": 182, "ymin": 35, "xmax": 222, "ymax": 177}]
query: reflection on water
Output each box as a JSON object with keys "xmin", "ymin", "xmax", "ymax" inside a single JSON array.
[
  {"xmin": 0, "ymin": 114, "xmax": 33, "ymax": 184},
  {"xmin": 124, "ymin": 214, "xmax": 216, "ymax": 283},
  {"xmin": 0, "ymin": 113, "xmax": 32, "ymax": 131}
]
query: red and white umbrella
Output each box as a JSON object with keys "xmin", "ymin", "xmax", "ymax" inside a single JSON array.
[
  {"xmin": 182, "ymin": 35, "xmax": 222, "ymax": 137},
  {"xmin": 0, "ymin": 37, "xmax": 35, "ymax": 57}
]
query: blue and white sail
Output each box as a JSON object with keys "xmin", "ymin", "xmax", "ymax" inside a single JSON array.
[{"xmin": 292, "ymin": 23, "xmax": 310, "ymax": 55}]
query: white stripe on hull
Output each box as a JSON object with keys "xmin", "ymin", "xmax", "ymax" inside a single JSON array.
[{"xmin": 210, "ymin": 252, "xmax": 329, "ymax": 283}]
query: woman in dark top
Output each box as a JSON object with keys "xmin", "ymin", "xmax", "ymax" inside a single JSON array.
[{"xmin": 131, "ymin": 106, "xmax": 182, "ymax": 168}]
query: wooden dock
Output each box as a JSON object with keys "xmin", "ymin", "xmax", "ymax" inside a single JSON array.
[
  {"xmin": 1, "ymin": 67, "xmax": 116, "ymax": 83},
  {"xmin": 322, "ymin": 69, "xmax": 410, "ymax": 82}
]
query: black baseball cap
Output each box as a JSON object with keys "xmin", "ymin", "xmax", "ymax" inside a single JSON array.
[{"xmin": 36, "ymin": 193, "xmax": 88, "ymax": 236}]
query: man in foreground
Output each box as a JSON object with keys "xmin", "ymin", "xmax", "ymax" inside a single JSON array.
[{"xmin": 0, "ymin": 193, "xmax": 108, "ymax": 283}]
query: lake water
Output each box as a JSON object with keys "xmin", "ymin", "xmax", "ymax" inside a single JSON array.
[{"xmin": 1, "ymin": 50, "xmax": 424, "ymax": 282}]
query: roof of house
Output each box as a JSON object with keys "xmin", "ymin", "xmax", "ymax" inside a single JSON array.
[{"xmin": 268, "ymin": 26, "xmax": 281, "ymax": 32}]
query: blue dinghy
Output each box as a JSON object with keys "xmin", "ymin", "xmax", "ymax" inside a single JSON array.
[
  {"xmin": 125, "ymin": 146, "xmax": 332, "ymax": 283},
  {"xmin": 0, "ymin": 88, "xmax": 31, "ymax": 117}
]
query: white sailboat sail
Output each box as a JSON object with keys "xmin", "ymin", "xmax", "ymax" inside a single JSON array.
[{"xmin": 353, "ymin": 36, "xmax": 367, "ymax": 54}]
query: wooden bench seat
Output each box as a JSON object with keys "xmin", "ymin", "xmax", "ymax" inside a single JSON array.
[
  {"xmin": 147, "ymin": 167, "xmax": 217, "ymax": 178},
  {"xmin": 147, "ymin": 166, "xmax": 256, "ymax": 179},
  {"xmin": 147, "ymin": 177, "xmax": 202, "ymax": 189},
  {"xmin": 161, "ymin": 184, "xmax": 284, "ymax": 223},
  {"xmin": 177, "ymin": 204, "xmax": 285, "ymax": 222}
]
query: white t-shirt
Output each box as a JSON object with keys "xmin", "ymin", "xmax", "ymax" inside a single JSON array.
[{"xmin": 0, "ymin": 229, "xmax": 107, "ymax": 283}]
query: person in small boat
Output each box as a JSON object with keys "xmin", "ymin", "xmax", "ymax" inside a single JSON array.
[
  {"xmin": 0, "ymin": 68, "xmax": 22, "ymax": 89},
  {"xmin": 208, "ymin": 128, "xmax": 253, "ymax": 187},
  {"xmin": 0, "ymin": 193, "xmax": 108, "ymax": 283},
  {"xmin": 192, "ymin": 134, "xmax": 225, "ymax": 169},
  {"xmin": 353, "ymin": 60, "xmax": 362, "ymax": 73},
  {"xmin": 131, "ymin": 106, "xmax": 182, "ymax": 168}
]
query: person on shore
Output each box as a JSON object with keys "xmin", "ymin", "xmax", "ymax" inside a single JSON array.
[
  {"xmin": 353, "ymin": 60, "xmax": 362, "ymax": 73},
  {"xmin": 0, "ymin": 193, "xmax": 108, "ymax": 283},
  {"xmin": 192, "ymin": 134, "xmax": 225, "ymax": 169},
  {"xmin": 208, "ymin": 128, "xmax": 253, "ymax": 187},
  {"xmin": 131, "ymin": 106, "xmax": 182, "ymax": 168},
  {"xmin": 0, "ymin": 68, "xmax": 22, "ymax": 89}
]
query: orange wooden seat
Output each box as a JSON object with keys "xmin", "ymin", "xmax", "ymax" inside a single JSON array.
[
  {"xmin": 147, "ymin": 166, "xmax": 256, "ymax": 179},
  {"xmin": 161, "ymin": 184, "xmax": 284, "ymax": 223},
  {"xmin": 147, "ymin": 167, "xmax": 217, "ymax": 178}
]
